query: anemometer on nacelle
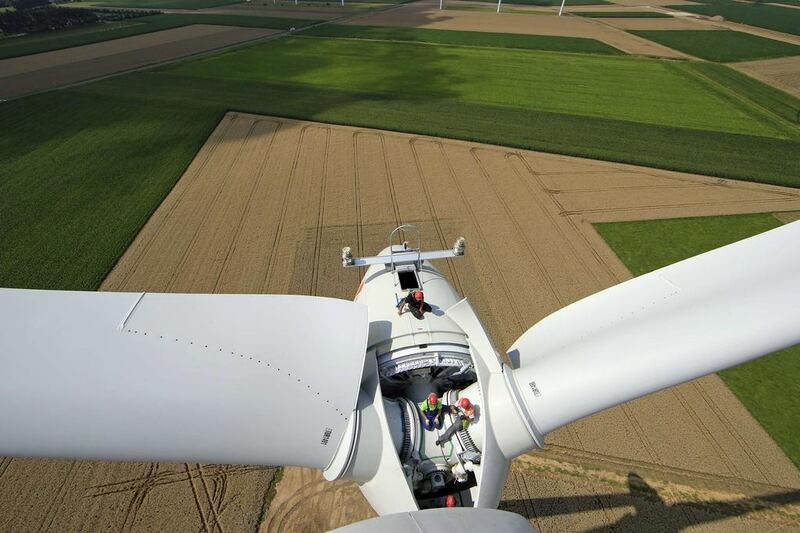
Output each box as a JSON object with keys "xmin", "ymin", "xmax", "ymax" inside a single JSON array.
[
  {"xmin": 1, "ymin": 217, "xmax": 799, "ymax": 531},
  {"xmin": 341, "ymin": 224, "xmax": 465, "ymax": 272}
]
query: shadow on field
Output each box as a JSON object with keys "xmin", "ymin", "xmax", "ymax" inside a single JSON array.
[
  {"xmin": 500, "ymin": 473, "xmax": 800, "ymax": 532},
  {"xmin": 136, "ymin": 21, "xmax": 466, "ymax": 147}
]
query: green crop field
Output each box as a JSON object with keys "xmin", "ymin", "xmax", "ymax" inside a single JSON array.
[
  {"xmin": 688, "ymin": 61, "xmax": 800, "ymax": 125},
  {"xmin": 595, "ymin": 213, "xmax": 800, "ymax": 468},
  {"xmin": 0, "ymin": 13, "xmax": 314, "ymax": 59},
  {"xmin": 302, "ymin": 25, "xmax": 623, "ymax": 55},
  {"xmin": 573, "ymin": 10, "xmax": 671, "ymax": 17},
  {"xmin": 630, "ymin": 30, "xmax": 800, "ymax": 62},
  {"xmin": 669, "ymin": 1, "xmax": 800, "ymax": 36},
  {"xmin": 170, "ymin": 37, "xmax": 792, "ymax": 138},
  {"xmin": 0, "ymin": 90, "xmax": 222, "ymax": 290},
  {"xmin": 1, "ymin": 34, "xmax": 799, "ymax": 292}
]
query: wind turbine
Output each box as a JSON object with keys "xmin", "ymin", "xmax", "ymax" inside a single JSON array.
[{"xmin": 1, "ymin": 221, "xmax": 798, "ymax": 532}]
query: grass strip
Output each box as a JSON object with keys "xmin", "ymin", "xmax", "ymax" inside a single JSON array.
[
  {"xmin": 573, "ymin": 10, "xmax": 672, "ymax": 17},
  {"xmin": 630, "ymin": 29, "xmax": 800, "ymax": 62},
  {"xmin": 594, "ymin": 213, "xmax": 800, "ymax": 468},
  {"xmin": 0, "ymin": 12, "xmax": 314, "ymax": 58},
  {"xmin": 684, "ymin": 61, "xmax": 800, "ymax": 126},
  {"xmin": 301, "ymin": 24, "xmax": 624, "ymax": 54},
  {"xmin": 667, "ymin": 2, "xmax": 800, "ymax": 36}
]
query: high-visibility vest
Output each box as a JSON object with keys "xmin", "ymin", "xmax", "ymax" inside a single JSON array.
[{"xmin": 420, "ymin": 398, "xmax": 442, "ymax": 413}]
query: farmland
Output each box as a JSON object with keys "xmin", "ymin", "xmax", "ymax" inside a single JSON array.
[
  {"xmin": 91, "ymin": 0, "xmax": 249, "ymax": 9},
  {"xmin": 471, "ymin": 0, "xmax": 610, "ymax": 5},
  {"xmin": 168, "ymin": 37, "xmax": 789, "ymax": 137},
  {"xmin": 1, "ymin": 3, "xmax": 800, "ymax": 530},
  {"xmin": 595, "ymin": 213, "xmax": 800, "ymax": 467},
  {"xmin": 573, "ymin": 10, "xmax": 672, "ymax": 17},
  {"xmin": 668, "ymin": 1, "xmax": 800, "ymax": 36},
  {"xmin": 5, "ymin": 112, "xmax": 798, "ymax": 532},
  {"xmin": 0, "ymin": 90, "xmax": 222, "ymax": 290},
  {"xmin": 302, "ymin": 24, "xmax": 624, "ymax": 54},
  {"xmin": 0, "ymin": 13, "xmax": 314, "ymax": 59},
  {"xmin": 630, "ymin": 30, "xmax": 800, "ymax": 62},
  {"xmin": 2, "ymin": 29, "xmax": 799, "ymax": 289}
]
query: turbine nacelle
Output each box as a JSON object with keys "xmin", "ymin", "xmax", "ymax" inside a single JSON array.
[{"xmin": 0, "ymin": 222, "xmax": 799, "ymax": 532}]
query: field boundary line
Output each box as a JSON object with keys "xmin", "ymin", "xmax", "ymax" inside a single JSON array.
[
  {"xmin": 110, "ymin": 113, "xmax": 233, "ymax": 289},
  {"xmin": 310, "ymin": 127, "xmax": 332, "ymax": 297},
  {"xmin": 689, "ymin": 380, "xmax": 775, "ymax": 482},
  {"xmin": 672, "ymin": 62, "xmax": 800, "ymax": 138},
  {"xmin": 469, "ymin": 148, "xmax": 563, "ymax": 308},
  {"xmin": 120, "ymin": 462, "xmax": 159, "ymax": 533},
  {"xmin": 434, "ymin": 139, "xmax": 526, "ymax": 333},
  {"xmin": 184, "ymin": 463, "xmax": 212, "ymax": 533},
  {"xmin": 260, "ymin": 124, "xmax": 311, "ymax": 293},
  {"xmin": 165, "ymin": 119, "xmax": 257, "ymax": 291},
  {"xmin": 506, "ymin": 152, "xmax": 617, "ymax": 286},
  {"xmin": 538, "ymin": 444, "xmax": 800, "ymax": 492},
  {"xmin": 197, "ymin": 464, "xmax": 226, "ymax": 533},
  {"xmin": 294, "ymin": 33, "xmax": 624, "ymax": 57},
  {"xmin": 214, "ymin": 119, "xmax": 282, "ymax": 293}
]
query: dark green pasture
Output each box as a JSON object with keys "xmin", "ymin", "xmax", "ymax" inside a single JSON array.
[{"xmin": 630, "ymin": 30, "xmax": 800, "ymax": 62}]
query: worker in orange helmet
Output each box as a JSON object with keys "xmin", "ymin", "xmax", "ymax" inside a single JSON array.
[
  {"xmin": 435, "ymin": 397, "xmax": 475, "ymax": 446},
  {"xmin": 397, "ymin": 289, "xmax": 432, "ymax": 319}
]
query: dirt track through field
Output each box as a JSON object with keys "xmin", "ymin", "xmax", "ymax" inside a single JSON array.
[
  {"xmin": 345, "ymin": 0, "xmax": 691, "ymax": 56},
  {"xmin": 2, "ymin": 113, "xmax": 800, "ymax": 532},
  {"xmin": 0, "ymin": 24, "xmax": 277, "ymax": 98}
]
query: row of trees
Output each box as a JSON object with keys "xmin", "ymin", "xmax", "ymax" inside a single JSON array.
[{"xmin": 0, "ymin": 3, "xmax": 154, "ymax": 36}]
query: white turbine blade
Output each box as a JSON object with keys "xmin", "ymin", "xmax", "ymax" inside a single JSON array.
[
  {"xmin": 0, "ymin": 289, "xmax": 368, "ymax": 468},
  {"xmin": 507, "ymin": 221, "xmax": 800, "ymax": 436},
  {"xmin": 329, "ymin": 508, "xmax": 535, "ymax": 533}
]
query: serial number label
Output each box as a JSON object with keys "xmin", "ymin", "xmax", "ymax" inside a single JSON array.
[
  {"xmin": 529, "ymin": 381, "xmax": 541, "ymax": 398},
  {"xmin": 321, "ymin": 427, "xmax": 333, "ymax": 446}
]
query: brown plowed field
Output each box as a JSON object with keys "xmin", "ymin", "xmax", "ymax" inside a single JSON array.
[
  {"xmin": 345, "ymin": 0, "xmax": 691, "ymax": 56},
  {"xmin": 733, "ymin": 56, "xmax": 800, "ymax": 99},
  {"xmin": 202, "ymin": 4, "xmax": 353, "ymax": 19},
  {"xmin": 2, "ymin": 113, "xmax": 799, "ymax": 532},
  {"xmin": 601, "ymin": 17, "xmax": 722, "ymax": 30},
  {"xmin": 0, "ymin": 25, "xmax": 277, "ymax": 98}
]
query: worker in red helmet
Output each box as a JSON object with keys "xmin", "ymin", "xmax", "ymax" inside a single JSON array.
[
  {"xmin": 445, "ymin": 495, "xmax": 457, "ymax": 508},
  {"xmin": 435, "ymin": 397, "xmax": 476, "ymax": 446},
  {"xmin": 419, "ymin": 392, "xmax": 443, "ymax": 430},
  {"xmin": 397, "ymin": 289, "xmax": 432, "ymax": 319}
]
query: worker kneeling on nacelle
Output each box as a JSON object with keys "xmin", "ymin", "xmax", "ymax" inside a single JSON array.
[
  {"xmin": 397, "ymin": 290, "xmax": 432, "ymax": 319},
  {"xmin": 435, "ymin": 397, "xmax": 475, "ymax": 447}
]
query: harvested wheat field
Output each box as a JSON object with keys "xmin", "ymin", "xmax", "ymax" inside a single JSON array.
[
  {"xmin": 2, "ymin": 113, "xmax": 800, "ymax": 532},
  {"xmin": 203, "ymin": 4, "xmax": 348, "ymax": 19},
  {"xmin": 346, "ymin": 0, "xmax": 690, "ymax": 56},
  {"xmin": 0, "ymin": 25, "xmax": 276, "ymax": 98},
  {"xmin": 733, "ymin": 55, "xmax": 800, "ymax": 99},
  {"xmin": 600, "ymin": 17, "xmax": 721, "ymax": 30}
]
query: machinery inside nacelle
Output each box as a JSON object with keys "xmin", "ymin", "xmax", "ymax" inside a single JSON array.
[{"xmin": 379, "ymin": 348, "xmax": 483, "ymax": 509}]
